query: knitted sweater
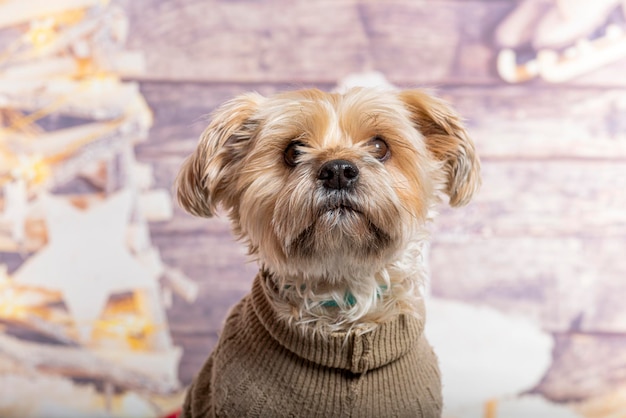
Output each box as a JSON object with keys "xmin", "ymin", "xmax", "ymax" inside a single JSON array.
[{"xmin": 181, "ymin": 273, "xmax": 442, "ymax": 418}]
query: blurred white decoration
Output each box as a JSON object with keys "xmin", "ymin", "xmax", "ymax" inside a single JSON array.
[
  {"xmin": 495, "ymin": 0, "xmax": 626, "ymax": 83},
  {"xmin": 492, "ymin": 395, "xmax": 583, "ymax": 418},
  {"xmin": 498, "ymin": 24, "xmax": 626, "ymax": 83},
  {"xmin": 117, "ymin": 392, "xmax": 158, "ymax": 418},
  {"xmin": 95, "ymin": 344, "xmax": 182, "ymax": 388},
  {"xmin": 334, "ymin": 71, "xmax": 396, "ymax": 93},
  {"xmin": 0, "ymin": 1, "xmax": 187, "ymax": 415},
  {"xmin": 0, "ymin": 179, "xmax": 27, "ymax": 243},
  {"xmin": 0, "ymin": 0, "xmax": 102, "ymax": 28},
  {"xmin": 426, "ymin": 298, "xmax": 566, "ymax": 418},
  {"xmin": 14, "ymin": 190, "xmax": 157, "ymax": 340},
  {"xmin": 0, "ymin": 369, "xmax": 172, "ymax": 418},
  {"xmin": 0, "ymin": 373, "xmax": 109, "ymax": 418},
  {"xmin": 137, "ymin": 189, "xmax": 174, "ymax": 222},
  {"xmin": 163, "ymin": 267, "xmax": 199, "ymax": 304}
]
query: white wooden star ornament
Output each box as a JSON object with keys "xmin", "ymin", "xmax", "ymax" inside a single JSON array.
[{"xmin": 14, "ymin": 190, "xmax": 158, "ymax": 341}]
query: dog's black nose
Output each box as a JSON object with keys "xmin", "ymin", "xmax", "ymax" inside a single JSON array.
[{"xmin": 318, "ymin": 159, "xmax": 359, "ymax": 190}]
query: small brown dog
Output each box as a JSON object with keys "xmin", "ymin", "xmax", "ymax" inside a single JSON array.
[{"xmin": 177, "ymin": 87, "xmax": 480, "ymax": 418}]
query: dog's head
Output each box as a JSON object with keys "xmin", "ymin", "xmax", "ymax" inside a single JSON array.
[{"xmin": 177, "ymin": 88, "xmax": 480, "ymax": 282}]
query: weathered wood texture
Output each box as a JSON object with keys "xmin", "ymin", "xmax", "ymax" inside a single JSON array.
[
  {"xmin": 436, "ymin": 160, "xmax": 626, "ymax": 240},
  {"xmin": 117, "ymin": 0, "xmax": 626, "ymax": 87},
  {"xmin": 442, "ymin": 87, "xmax": 626, "ymax": 159},
  {"xmin": 430, "ymin": 236, "xmax": 626, "ymax": 332}
]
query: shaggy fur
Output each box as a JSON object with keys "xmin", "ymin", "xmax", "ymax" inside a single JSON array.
[{"xmin": 176, "ymin": 87, "xmax": 480, "ymax": 334}]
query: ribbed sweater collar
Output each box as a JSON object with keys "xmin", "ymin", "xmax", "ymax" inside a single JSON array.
[{"xmin": 250, "ymin": 272, "xmax": 425, "ymax": 374}]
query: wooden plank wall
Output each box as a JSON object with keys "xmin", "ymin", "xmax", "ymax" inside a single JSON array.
[{"xmin": 118, "ymin": 0, "xmax": 626, "ymax": 401}]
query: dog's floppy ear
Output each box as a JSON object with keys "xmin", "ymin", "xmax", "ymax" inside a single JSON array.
[
  {"xmin": 398, "ymin": 90, "xmax": 481, "ymax": 206},
  {"xmin": 176, "ymin": 93, "xmax": 265, "ymax": 217}
]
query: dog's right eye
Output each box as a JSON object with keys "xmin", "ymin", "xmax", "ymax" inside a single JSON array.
[{"xmin": 284, "ymin": 141, "xmax": 304, "ymax": 167}]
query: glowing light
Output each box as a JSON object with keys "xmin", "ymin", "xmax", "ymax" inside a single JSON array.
[
  {"xmin": 84, "ymin": 73, "xmax": 120, "ymax": 93},
  {"xmin": 94, "ymin": 314, "xmax": 158, "ymax": 350},
  {"xmin": 0, "ymin": 269, "xmax": 28, "ymax": 319},
  {"xmin": 25, "ymin": 18, "xmax": 57, "ymax": 51},
  {"xmin": 75, "ymin": 57, "xmax": 96, "ymax": 78},
  {"xmin": 13, "ymin": 154, "xmax": 50, "ymax": 184},
  {"xmin": 53, "ymin": 9, "xmax": 86, "ymax": 26}
]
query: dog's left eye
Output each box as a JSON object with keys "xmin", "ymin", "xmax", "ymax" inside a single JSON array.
[
  {"xmin": 284, "ymin": 141, "xmax": 304, "ymax": 167},
  {"xmin": 369, "ymin": 137, "xmax": 390, "ymax": 162}
]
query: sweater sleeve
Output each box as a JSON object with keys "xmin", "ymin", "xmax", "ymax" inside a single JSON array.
[
  {"xmin": 181, "ymin": 355, "xmax": 216, "ymax": 418},
  {"xmin": 179, "ymin": 380, "xmax": 194, "ymax": 418}
]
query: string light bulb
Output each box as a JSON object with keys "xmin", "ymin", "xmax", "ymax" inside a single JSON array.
[
  {"xmin": 13, "ymin": 154, "xmax": 50, "ymax": 184},
  {"xmin": 25, "ymin": 18, "xmax": 57, "ymax": 51}
]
